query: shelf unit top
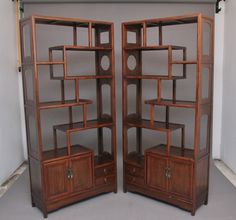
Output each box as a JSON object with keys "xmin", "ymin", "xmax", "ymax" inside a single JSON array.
[
  {"xmin": 21, "ymin": 15, "xmax": 113, "ymax": 26},
  {"xmin": 122, "ymin": 13, "xmax": 213, "ymax": 27}
]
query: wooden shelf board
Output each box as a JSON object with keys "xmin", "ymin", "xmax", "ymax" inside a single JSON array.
[
  {"xmin": 42, "ymin": 144, "xmax": 91, "ymax": 162},
  {"xmin": 126, "ymin": 116, "xmax": 184, "ymax": 132},
  {"xmin": 94, "ymin": 152, "xmax": 114, "ymax": 167},
  {"xmin": 145, "ymin": 98, "xmax": 196, "ymax": 108},
  {"xmin": 50, "ymin": 45, "xmax": 112, "ymax": 51},
  {"xmin": 36, "ymin": 61, "xmax": 64, "ymax": 65},
  {"xmin": 126, "ymin": 75, "xmax": 185, "ymax": 80},
  {"xmin": 39, "ymin": 99, "xmax": 92, "ymax": 110},
  {"xmin": 172, "ymin": 60, "xmax": 197, "ymax": 64},
  {"xmin": 146, "ymin": 144, "xmax": 194, "ymax": 160},
  {"xmin": 124, "ymin": 45, "xmax": 185, "ymax": 51},
  {"xmin": 54, "ymin": 118, "xmax": 113, "ymax": 132},
  {"xmin": 126, "ymin": 151, "xmax": 144, "ymax": 167},
  {"xmin": 51, "ymin": 75, "xmax": 113, "ymax": 80}
]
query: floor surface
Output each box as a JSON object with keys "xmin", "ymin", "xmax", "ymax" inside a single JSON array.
[{"xmin": 0, "ymin": 159, "xmax": 236, "ymax": 220}]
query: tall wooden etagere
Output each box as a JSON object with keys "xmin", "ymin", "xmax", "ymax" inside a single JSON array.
[
  {"xmin": 122, "ymin": 14, "xmax": 214, "ymax": 215},
  {"xmin": 20, "ymin": 15, "xmax": 117, "ymax": 218}
]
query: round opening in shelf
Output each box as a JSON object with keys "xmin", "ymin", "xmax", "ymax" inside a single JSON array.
[
  {"xmin": 127, "ymin": 55, "xmax": 137, "ymax": 71},
  {"xmin": 101, "ymin": 55, "xmax": 110, "ymax": 71}
]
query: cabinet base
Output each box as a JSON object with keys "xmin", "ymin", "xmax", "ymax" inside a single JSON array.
[
  {"xmin": 125, "ymin": 183, "xmax": 207, "ymax": 215},
  {"xmin": 33, "ymin": 184, "xmax": 116, "ymax": 218}
]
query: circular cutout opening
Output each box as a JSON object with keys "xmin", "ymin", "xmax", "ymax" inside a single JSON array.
[
  {"xmin": 127, "ymin": 55, "xmax": 137, "ymax": 71},
  {"xmin": 101, "ymin": 55, "xmax": 110, "ymax": 71}
]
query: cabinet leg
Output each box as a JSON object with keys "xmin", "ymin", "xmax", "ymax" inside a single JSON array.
[
  {"xmin": 191, "ymin": 209, "xmax": 196, "ymax": 216},
  {"xmin": 123, "ymin": 185, "xmax": 127, "ymax": 193},
  {"xmin": 43, "ymin": 211, "xmax": 48, "ymax": 218},
  {"xmin": 204, "ymin": 194, "xmax": 208, "ymax": 205},
  {"xmin": 113, "ymin": 184, "xmax": 118, "ymax": 193},
  {"xmin": 31, "ymin": 196, "xmax": 35, "ymax": 207}
]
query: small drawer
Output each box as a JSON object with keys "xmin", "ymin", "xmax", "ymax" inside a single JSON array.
[
  {"xmin": 125, "ymin": 175, "xmax": 144, "ymax": 186},
  {"xmin": 95, "ymin": 165, "xmax": 114, "ymax": 178},
  {"xmin": 95, "ymin": 175, "xmax": 115, "ymax": 187},
  {"xmin": 125, "ymin": 164, "xmax": 144, "ymax": 177}
]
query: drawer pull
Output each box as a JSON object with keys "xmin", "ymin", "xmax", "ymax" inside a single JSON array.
[
  {"xmin": 165, "ymin": 167, "xmax": 171, "ymax": 179},
  {"xmin": 103, "ymin": 168, "xmax": 108, "ymax": 174},
  {"xmin": 132, "ymin": 167, "xmax": 136, "ymax": 173},
  {"xmin": 104, "ymin": 177, "xmax": 107, "ymax": 184},
  {"xmin": 132, "ymin": 177, "xmax": 136, "ymax": 182},
  {"xmin": 66, "ymin": 168, "xmax": 73, "ymax": 179}
]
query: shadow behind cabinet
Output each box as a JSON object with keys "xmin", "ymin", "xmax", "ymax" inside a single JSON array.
[
  {"xmin": 20, "ymin": 15, "xmax": 117, "ymax": 218},
  {"xmin": 122, "ymin": 14, "xmax": 214, "ymax": 215}
]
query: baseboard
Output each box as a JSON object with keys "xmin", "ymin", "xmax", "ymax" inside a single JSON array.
[
  {"xmin": 0, "ymin": 162, "xmax": 27, "ymax": 198},
  {"xmin": 214, "ymin": 159, "xmax": 236, "ymax": 188}
]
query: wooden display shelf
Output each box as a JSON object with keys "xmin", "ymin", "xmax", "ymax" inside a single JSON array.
[
  {"xmin": 126, "ymin": 116, "xmax": 184, "ymax": 132},
  {"xmin": 146, "ymin": 144, "xmax": 194, "ymax": 160},
  {"xmin": 42, "ymin": 144, "xmax": 91, "ymax": 162},
  {"xmin": 122, "ymin": 14, "xmax": 214, "ymax": 215},
  {"xmin": 39, "ymin": 99, "xmax": 92, "ymax": 110},
  {"xmin": 145, "ymin": 98, "xmax": 196, "ymax": 108},
  {"xmin": 54, "ymin": 118, "xmax": 113, "ymax": 132},
  {"xmin": 21, "ymin": 15, "xmax": 117, "ymax": 217}
]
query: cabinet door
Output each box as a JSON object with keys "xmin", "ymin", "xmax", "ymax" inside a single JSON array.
[
  {"xmin": 44, "ymin": 160, "xmax": 70, "ymax": 200},
  {"xmin": 169, "ymin": 159, "xmax": 193, "ymax": 199},
  {"xmin": 146, "ymin": 154, "xmax": 168, "ymax": 191},
  {"xmin": 70, "ymin": 154, "xmax": 93, "ymax": 193}
]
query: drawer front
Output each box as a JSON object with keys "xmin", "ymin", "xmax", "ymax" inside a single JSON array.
[
  {"xmin": 125, "ymin": 164, "xmax": 144, "ymax": 178},
  {"xmin": 95, "ymin": 175, "xmax": 115, "ymax": 187},
  {"xmin": 125, "ymin": 175, "xmax": 144, "ymax": 186},
  {"xmin": 95, "ymin": 164, "xmax": 114, "ymax": 178}
]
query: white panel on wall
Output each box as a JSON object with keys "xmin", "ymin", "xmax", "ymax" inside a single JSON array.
[
  {"xmin": 212, "ymin": 2, "xmax": 225, "ymax": 159},
  {"xmin": 221, "ymin": 0, "xmax": 236, "ymax": 173},
  {"xmin": 0, "ymin": 2, "xmax": 24, "ymax": 185}
]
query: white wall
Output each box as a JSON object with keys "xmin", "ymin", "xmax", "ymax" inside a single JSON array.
[
  {"xmin": 0, "ymin": 2, "xmax": 25, "ymax": 185},
  {"xmin": 212, "ymin": 3, "xmax": 225, "ymax": 159},
  {"xmin": 221, "ymin": 0, "xmax": 236, "ymax": 173}
]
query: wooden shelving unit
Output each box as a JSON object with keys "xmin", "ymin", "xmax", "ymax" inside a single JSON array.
[
  {"xmin": 20, "ymin": 15, "xmax": 117, "ymax": 218},
  {"xmin": 122, "ymin": 14, "xmax": 214, "ymax": 215}
]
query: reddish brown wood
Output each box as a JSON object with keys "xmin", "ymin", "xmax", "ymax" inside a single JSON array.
[
  {"xmin": 122, "ymin": 14, "xmax": 214, "ymax": 215},
  {"xmin": 20, "ymin": 15, "xmax": 117, "ymax": 218}
]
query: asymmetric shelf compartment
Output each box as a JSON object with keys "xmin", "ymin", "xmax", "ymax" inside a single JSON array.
[
  {"xmin": 122, "ymin": 14, "xmax": 214, "ymax": 215},
  {"xmin": 20, "ymin": 15, "xmax": 117, "ymax": 218}
]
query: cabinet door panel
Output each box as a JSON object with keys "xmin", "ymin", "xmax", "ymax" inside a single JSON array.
[
  {"xmin": 44, "ymin": 160, "xmax": 69, "ymax": 200},
  {"xmin": 169, "ymin": 159, "xmax": 193, "ymax": 199},
  {"xmin": 71, "ymin": 154, "xmax": 93, "ymax": 193},
  {"xmin": 146, "ymin": 154, "xmax": 168, "ymax": 191}
]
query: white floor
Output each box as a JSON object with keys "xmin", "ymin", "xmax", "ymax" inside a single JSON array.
[{"xmin": 0, "ymin": 159, "xmax": 236, "ymax": 220}]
